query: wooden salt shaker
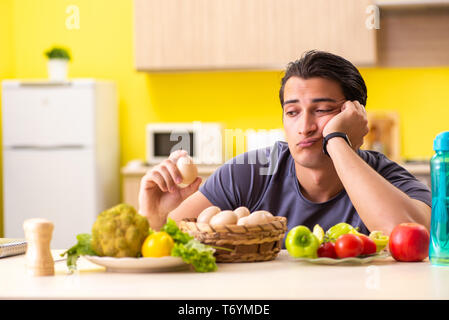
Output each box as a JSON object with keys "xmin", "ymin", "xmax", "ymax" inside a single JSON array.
[{"xmin": 23, "ymin": 218, "xmax": 55, "ymax": 276}]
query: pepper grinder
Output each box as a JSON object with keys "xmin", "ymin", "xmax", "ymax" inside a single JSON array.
[{"xmin": 23, "ymin": 218, "xmax": 55, "ymax": 276}]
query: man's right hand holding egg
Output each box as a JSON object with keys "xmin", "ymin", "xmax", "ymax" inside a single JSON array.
[{"xmin": 138, "ymin": 149, "xmax": 202, "ymax": 231}]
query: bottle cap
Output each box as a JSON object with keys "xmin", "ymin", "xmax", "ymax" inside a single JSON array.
[{"xmin": 434, "ymin": 131, "xmax": 449, "ymax": 151}]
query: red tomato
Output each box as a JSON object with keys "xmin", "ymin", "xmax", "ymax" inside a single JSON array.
[
  {"xmin": 335, "ymin": 234, "xmax": 364, "ymax": 258},
  {"xmin": 317, "ymin": 242, "xmax": 337, "ymax": 258},
  {"xmin": 358, "ymin": 234, "xmax": 377, "ymax": 255},
  {"xmin": 389, "ymin": 223, "xmax": 430, "ymax": 262}
]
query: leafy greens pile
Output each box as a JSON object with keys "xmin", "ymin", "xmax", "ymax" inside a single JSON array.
[
  {"xmin": 161, "ymin": 219, "xmax": 217, "ymax": 272},
  {"xmin": 61, "ymin": 218, "xmax": 217, "ymax": 273}
]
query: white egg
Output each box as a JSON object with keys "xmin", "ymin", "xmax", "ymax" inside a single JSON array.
[
  {"xmin": 176, "ymin": 156, "xmax": 198, "ymax": 185},
  {"xmin": 197, "ymin": 206, "xmax": 221, "ymax": 224},
  {"xmin": 252, "ymin": 210, "xmax": 274, "ymax": 221},
  {"xmin": 233, "ymin": 206, "xmax": 250, "ymax": 219},
  {"xmin": 239, "ymin": 210, "xmax": 274, "ymax": 226},
  {"xmin": 237, "ymin": 216, "xmax": 250, "ymax": 226},
  {"xmin": 209, "ymin": 210, "xmax": 238, "ymax": 226}
]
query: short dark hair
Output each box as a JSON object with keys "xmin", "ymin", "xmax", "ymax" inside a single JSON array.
[{"xmin": 279, "ymin": 50, "xmax": 367, "ymax": 108}]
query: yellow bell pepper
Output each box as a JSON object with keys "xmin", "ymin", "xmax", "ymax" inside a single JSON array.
[{"xmin": 369, "ymin": 231, "xmax": 389, "ymax": 252}]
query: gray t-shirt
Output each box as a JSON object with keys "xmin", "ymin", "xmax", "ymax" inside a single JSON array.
[{"xmin": 199, "ymin": 141, "xmax": 431, "ymax": 244}]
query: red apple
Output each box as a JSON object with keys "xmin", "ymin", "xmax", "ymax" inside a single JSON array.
[
  {"xmin": 389, "ymin": 223, "xmax": 430, "ymax": 262},
  {"xmin": 358, "ymin": 234, "xmax": 377, "ymax": 255},
  {"xmin": 317, "ymin": 241, "xmax": 337, "ymax": 258}
]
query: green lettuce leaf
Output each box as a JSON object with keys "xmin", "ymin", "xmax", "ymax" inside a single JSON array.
[
  {"xmin": 171, "ymin": 239, "xmax": 217, "ymax": 273},
  {"xmin": 162, "ymin": 218, "xmax": 217, "ymax": 272},
  {"xmin": 161, "ymin": 218, "xmax": 193, "ymax": 244}
]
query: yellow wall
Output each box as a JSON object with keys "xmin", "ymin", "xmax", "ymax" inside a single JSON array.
[
  {"xmin": 361, "ymin": 67, "xmax": 449, "ymax": 160},
  {"xmin": 1, "ymin": 0, "xmax": 449, "ymax": 236},
  {"xmin": 0, "ymin": 0, "xmax": 15, "ymax": 237}
]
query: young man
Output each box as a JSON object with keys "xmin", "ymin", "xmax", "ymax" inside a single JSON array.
[{"xmin": 138, "ymin": 50, "xmax": 431, "ymax": 237}]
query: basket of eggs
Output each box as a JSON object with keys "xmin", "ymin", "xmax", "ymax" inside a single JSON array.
[{"xmin": 179, "ymin": 206, "xmax": 287, "ymax": 263}]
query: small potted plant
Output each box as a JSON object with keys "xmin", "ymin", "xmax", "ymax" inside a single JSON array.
[{"xmin": 44, "ymin": 46, "xmax": 71, "ymax": 81}]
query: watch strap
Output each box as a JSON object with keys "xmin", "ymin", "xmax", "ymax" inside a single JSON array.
[{"xmin": 322, "ymin": 132, "xmax": 352, "ymax": 156}]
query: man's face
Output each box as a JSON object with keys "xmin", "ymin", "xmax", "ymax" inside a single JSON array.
[{"xmin": 282, "ymin": 76, "xmax": 346, "ymax": 168}]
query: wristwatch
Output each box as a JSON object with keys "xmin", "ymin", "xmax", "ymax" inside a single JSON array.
[{"xmin": 322, "ymin": 132, "xmax": 352, "ymax": 156}]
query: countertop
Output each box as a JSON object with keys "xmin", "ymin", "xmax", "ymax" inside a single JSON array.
[{"xmin": 1, "ymin": 250, "xmax": 449, "ymax": 300}]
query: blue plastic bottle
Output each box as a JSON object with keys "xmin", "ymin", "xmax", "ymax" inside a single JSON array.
[{"xmin": 429, "ymin": 131, "xmax": 449, "ymax": 266}]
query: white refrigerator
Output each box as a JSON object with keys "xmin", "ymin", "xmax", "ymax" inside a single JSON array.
[{"xmin": 1, "ymin": 79, "xmax": 120, "ymax": 249}]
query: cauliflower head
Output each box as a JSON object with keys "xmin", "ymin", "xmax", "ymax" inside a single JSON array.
[{"xmin": 91, "ymin": 204, "xmax": 150, "ymax": 257}]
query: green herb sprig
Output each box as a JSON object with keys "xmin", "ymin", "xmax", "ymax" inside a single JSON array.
[{"xmin": 61, "ymin": 233, "xmax": 97, "ymax": 271}]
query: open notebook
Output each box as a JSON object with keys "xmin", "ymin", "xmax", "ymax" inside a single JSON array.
[{"xmin": 0, "ymin": 238, "xmax": 27, "ymax": 258}]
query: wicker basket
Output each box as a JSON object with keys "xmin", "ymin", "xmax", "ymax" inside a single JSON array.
[{"xmin": 179, "ymin": 216, "xmax": 287, "ymax": 263}]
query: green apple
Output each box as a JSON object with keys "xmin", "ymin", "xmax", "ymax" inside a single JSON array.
[{"xmin": 285, "ymin": 225, "xmax": 320, "ymax": 259}]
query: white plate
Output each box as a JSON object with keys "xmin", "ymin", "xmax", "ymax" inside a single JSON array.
[
  {"xmin": 83, "ymin": 255, "xmax": 189, "ymax": 273},
  {"xmin": 292, "ymin": 251, "xmax": 390, "ymax": 265}
]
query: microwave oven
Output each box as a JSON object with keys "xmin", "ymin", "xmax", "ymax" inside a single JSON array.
[{"xmin": 146, "ymin": 122, "xmax": 223, "ymax": 165}]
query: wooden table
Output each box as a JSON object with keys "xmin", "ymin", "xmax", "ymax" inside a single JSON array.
[{"xmin": 1, "ymin": 250, "xmax": 449, "ymax": 300}]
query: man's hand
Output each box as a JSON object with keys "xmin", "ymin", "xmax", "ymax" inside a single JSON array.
[
  {"xmin": 322, "ymin": 100, "xmax": 369, "ymax": 150},
  {"xmin": 138, "ymin": 150, "xmax": 202, "ymax": 230}
]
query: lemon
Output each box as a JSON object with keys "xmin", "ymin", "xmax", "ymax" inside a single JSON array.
[
  {"xmin": 141, "ymin": 231, "xmax": 174, "ymax": 257},
  {"xmin": 312, "ymin": 224, "xmax": 325, "ymax": 244}
]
